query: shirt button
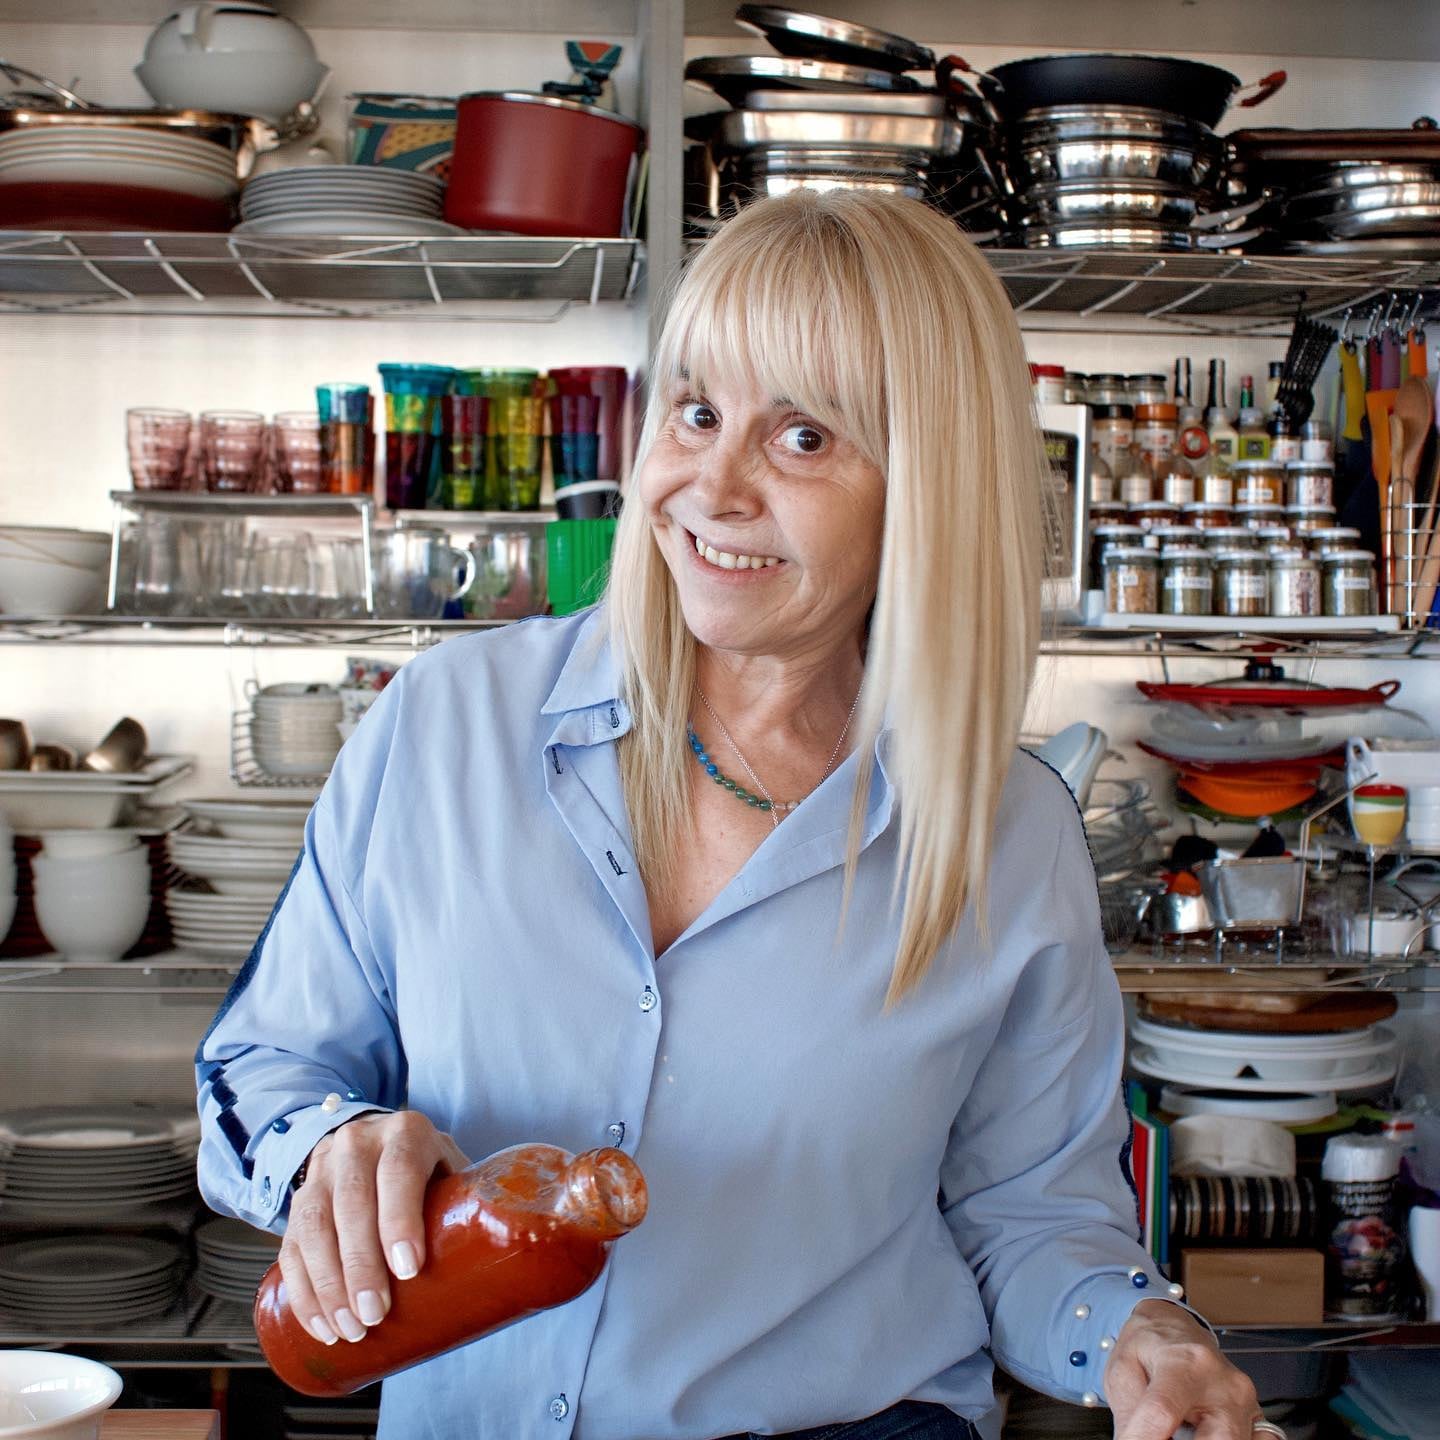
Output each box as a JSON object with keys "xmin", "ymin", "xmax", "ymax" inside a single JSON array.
[
  {"xmin": 548, "ymin": 1394, "xmax": 569, "ymax": 1421},
  {"xmin": 607, "ymin": 1121, "xmax": 626, "ymax": 1145},
  {"xmin": 261, "ymin": 1176, "xmax": 272, "ymax": 1202},
  {"xmin": 638, "ymin": 986, "xmax": 657, "ymax": 1013}
]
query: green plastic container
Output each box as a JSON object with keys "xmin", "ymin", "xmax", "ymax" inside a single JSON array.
[{"xmin": 547, "ymin": 518, "xmax": 618, "ymax": 616}]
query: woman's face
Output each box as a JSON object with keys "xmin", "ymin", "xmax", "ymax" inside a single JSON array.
[{"xmin": 639, "ymin": 374, "xmax": 885, "ymax": 661}]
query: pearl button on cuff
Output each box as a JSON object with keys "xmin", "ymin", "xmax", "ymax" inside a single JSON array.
[
  {"xmin": 1099, "ymin": 1335, "xmax": 1115, "ymax": 1352},
  {"xmin": 1081, "ymin": 1391, "xmax": 1100, "ymax": 1407},
  {"xmin": 1167, "ymin": 1282, "xmax": 1185, "ymax": 1299},
  {"xmin": 320, "ymin": 1092, "xmax": 342, "ymax": 1114},
  {"xmin": 1073, "ymin": 1303, "xmax": 1090, "ymax": 1320}
]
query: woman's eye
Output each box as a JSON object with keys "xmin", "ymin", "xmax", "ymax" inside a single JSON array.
[
  {"xmin": 778, "ymin": 423, "xmax": 827, "ymax": 455},
  {"xmin": 679, "ymin": 401, "xmax": 719, "ymax": 431}
]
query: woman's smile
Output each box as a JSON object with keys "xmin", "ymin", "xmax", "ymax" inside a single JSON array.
[{"xmin": 685, "ymin": 528, "xmax": 786, "ymax": 575}]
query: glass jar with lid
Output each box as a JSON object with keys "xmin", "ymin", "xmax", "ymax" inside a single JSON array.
[
  {"xmin": 1134, "ymin": 403, "xmax": 1179, "ymax": 475},
  {"xmin": 1203, "ymin": 526, "xmax": 1259, "ymax": 554},
  {"xmin": 1311, "ymin": 525, "xmax": 1364, "ymax": 556},
  {"xmin": 1255, "ymin": 525, "xmax": 1294, "ymax": 550},
  {"xmin": 1090, "ymin": 523, "xmax": 1145, "ymax": 588},
  {"xmin": 1160, "ymin": 468, "xmax": 1196, "ymax": 507},
  {"xmin": 1030, "ymin": 363, "xmax": 1068, "ymax": 405},
  {"xmin": 1269, "ymin": 551, "xmax": 1322, "ymax": 617},
  {"xmin": 1089, "ymin": 500, "xmax": 1128, "ymax": 526},
  {"xmin": 1287, "ymin": 504, "xmax": 1336, "ymax": 535},
  {"xmin": 1091, "ymin": 405, "xmax": 1134, "ymax": 477},
  {"xmin": 1198, "ymin": 470, "xmax": 1234, "ymax": 507},
  {"xmin": 1286, "ymin": 461, "xmax": 1334, "ymax": 509},
  {"xmin": 1116, "ymin": 449, "xmax": 1153, "ymax": 507},
  {"xmin": 1130, "ymin": 373, "xmax": 1169, "ymax": 406},
  {"xmin": 1103, "ymin": 545, "xmax": 1158, "ymax": 614},
  {"xmin": 1182, "ymin": 502, "xmax": 1234, "ymax": 531},
  {"xmin": 1215, "ymin": 550, "xmax": 1269, "ymax": 617},
  {"xmin": 1064, "ymin": 372, "xmax": 1089, "ymax": 405},
  {"xmin": 1148, "ymin": 523, "xmax": 1204, "ymax": 552},
  {"xmin": 1322, "ymin": 550, "xmax": 1377, "ymax": 616},
  {"xmin": 1235, "ymin": 502, "xmax": 1287, "ymax": 531},
  {"xmin": 1232, "ymin": 458, "xmax": 1287, "ymax": 506},
  {"xmin": 1300, "ymin": 419, "xmax": 1333, "ymax": 462},
  {"xmin": 1161, "ymin": 546, "xmax": 1214, "ymax": 616},
  {"xmin": 1130, "ymin": 500, "xmax": 1181, "ymax": 530},
  {"xmin": 1086, "ymin": 373, "xmax": 1132, "ymax": 406}
]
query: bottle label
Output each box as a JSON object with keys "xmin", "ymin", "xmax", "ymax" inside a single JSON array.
[
  {"xmin": 1325, "ymin": 1179, "xmax": 1403, "ymax": 1317},
  {"xmin": 1229, "ymin": 575, "xmax": 1268, "ymax": 600},
  {"xmin": 1272, "ymin": 437, "xmax": 1302, "ymax": 462},
  {"xmin": 1336, "ymin": 576, "xmax": 1373, "ymax": 591},
  {"xmin": 1164, "ymin": 574, "xmax": 1212, "ymax": 591},
  {"xmin": 1238, "ymin": 436, "xmax": 1269, "ymax": 460},
  {"xmin": 1202, "ymin": 477, "xmax": 1234, "ymax": 506}
]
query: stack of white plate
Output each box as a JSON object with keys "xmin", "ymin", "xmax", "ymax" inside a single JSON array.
[
  {"xmin": 194, "ymin": 1217, "xmax": 280, "ymax": 1306},
  {"xmin": 251, "ymin": 684, "xmax": 344, "ymax": 779},
  {"xmin": 235, "ymin": 165, "xmax": 462, "ymax": 237},
  {"xmin": 0, "ymin": 126, "xmax": 238, "ymax": 202},
  {"xmin": 165, "ymin": 886, "xmax": 279, "ymax": 958},
  {"xmin": 1130, "ymin": 1016, "xmax": 1399, "ymax": 1093},
  {"xmin": 0, "ymin": 1234, "xmax": 186, "ymax": 1329},
  {"xmin": 0, "ymin": 1105, "xmax": 200, "ymax": 1220},
  {"xmin": 179, "ymin": 795, "xmax": 312, "ymax": 844}
]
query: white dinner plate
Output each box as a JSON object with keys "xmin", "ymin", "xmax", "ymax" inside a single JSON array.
[
  {"xmin": 0, "ymin": 154, "xmax": 237, "ymax": 199},
  {"xmin": 0, "ymin": 1106, "xmax": 197, "ymax": 1151},
  {"xmin": 1130, "ymin": 1046, "xmax": 1398, "ymax": 1094},
  {"xmin": 0, "ymin": 1235, "xmax": 182, "ymax": 1283},
  {"xmin": 232, "ymin": 212, "xmax": 469, "ymax": 237},
  {"xmin": 244, "ymin": 165, "xmax": 441, "ymax": 191}
]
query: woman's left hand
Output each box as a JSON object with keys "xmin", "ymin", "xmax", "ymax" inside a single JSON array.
[{"xmin": 1104, "ymin": 1298, "xmax": 1262, "ymax": 1440}]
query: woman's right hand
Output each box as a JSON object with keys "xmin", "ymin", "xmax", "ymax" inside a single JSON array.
[{"xmin": 278, "ymin": 1109, "xmax": 469, "ymax": 1346}]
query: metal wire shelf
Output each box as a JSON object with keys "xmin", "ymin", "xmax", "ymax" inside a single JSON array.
[
  {"xmin": 0, "ymin": 955, "xmax": 240, "ymax": 995},
  {"xmin": 0, "ymin": 231, "xmax": 644, "ymax": 320}
]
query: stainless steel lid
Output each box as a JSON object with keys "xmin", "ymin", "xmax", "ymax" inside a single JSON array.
[{"xmin": 733, "ymin": 5, "xmax": 934, "ymax": 74}]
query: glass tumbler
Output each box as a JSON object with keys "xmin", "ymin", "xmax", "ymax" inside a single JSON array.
[
  {"xmin": 440, "ymin": 395, "xmax": 488, "ymax": 510},
  {"xmin": 126, "ymin": 408, "xmax": 192, "ymax": 491},
  {"xmin": 200, "ymin": 410, "xmax": 266, "ymax": 494},
  {"xmin": 273, "ymin": 412, "xmax": 325, "ymax": 495},
  {"xmin": 316, "ymin": 383, "xmax": 372, "ymax": 496},
  {"xmin": 548, "ymin": 392, "xmax": 601, "ymax": 487},
  {"xmin": 494, "ymin": 394, "xmax": 544, "ymax": 511}
]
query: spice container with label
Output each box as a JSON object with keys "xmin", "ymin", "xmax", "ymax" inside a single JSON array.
[
  {"xmin": 1089, "ymin": 500, "xmax": 1127, "ymax": 526},
  {"xmin": 1129, "ymin": 500, "xmax": 1180, "ymax": 531},
  {"xmin": 1104, "ymin": 545, "xmax": 1158, "ymax": 614},
  {"xmin": 1147, "ymin": 524, "xmax": 1203, "ymax": 552},
  {"xmin": 1215, "ymin": 550, "xmax": 1268, "ymax": 617},
  {"xmin": 1130, "ymin": 373, "xmax": 1168, "ymax": 406},
  {"xmin": 1232, "ymin": 459, "xmax": 1286, "ymax": 506},
  {"xmin": 1268, "ymin": 409, "xmax": 1301, "ymax": 463},
  {"xmin": 1287, "ymin": 461, "xmax": 1334, "ymax": 509},
  {"xmin": 1030, "ymin": 363, "xmax": 1068, "ymax": 405},
  {"xmin": 1091, "ymin": 405, "xmax": 1134, "ymax": 477},
  {"xmin": 1064, "ymin": 372, "xmax": 1088, "ymax": 404},
  {"xmin": 1300, "ymin": 420, "xmax": 1334, "ymax": 463},
  {"xmin": 1088, "ymin": 445, "xmax": 1115, "ymax": 504},
  {"xmin": 1161, "ymin": 546, "xmax": 1214, "ymax": 616},
  {"xmin": 1160, "ymin": 468, "xmax": 1196, "ymax": 507},
  {"xmin": 1288, "ymin": 504, "xmax": 1337, "ymax": 535},
  {"xmin": 1312, "ymin": 526, "xmax": 1363, "ymax": 556},
  {"xmin": 1182, "ymin": 502, "xmax": 1233, "ymax": 531},
  {"xmin": 1203, "ymin": 526, "xmax": 1258, "ymax": 554},
  {"xmin": 1198, "ymin": 469, "xmax": 1234, "ymax": 507},
  {"xmin": 1270, "ymin": 551, "xmax": 1322, "ymax": 617},
  {"xmin": 1135, "ymin": 403, "xmax": 1179, "ymax": 476},
  {"xmin": 1086, "ymin": 373, "xmax": 1131, "ymax": 406},
  {"xmin": 1090, "ymin": 523, "xmax": 1145, "ymax": 587},
  {"xmin": 1322, "ymin": 1135, "xmax": 1404, "ymax": 1319},
  {"xmin": 1235, "ymin": 502, "xmax": 1286, "ymax": 531},
  {"xmin": 1323, "ymin": 550, "xmax": 1378, "ymax": 616}
]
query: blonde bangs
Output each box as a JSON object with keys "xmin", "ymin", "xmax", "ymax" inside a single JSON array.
[{"xmin": 609, "ymin": 191, "xmax": 1045, "ymax": 1007}]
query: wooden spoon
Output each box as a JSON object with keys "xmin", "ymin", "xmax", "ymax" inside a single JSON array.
[{"xmin": 1395, "ymin": 376, "xmax": 1435, "ymax": 621}]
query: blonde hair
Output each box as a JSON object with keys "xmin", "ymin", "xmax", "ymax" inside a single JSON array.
[{"xmin": 607, "ymin": 191, "xmax": 1045, "ymax": 1005}]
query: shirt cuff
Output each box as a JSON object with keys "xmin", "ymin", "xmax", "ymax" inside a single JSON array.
[
  {"xmin": 1059, "ymin": 1265, "xmax": 1218, "ymax": 1408},
  {"xmin": 248, "ymin": 1100, "xmax": 392, "ymax": 1226}
]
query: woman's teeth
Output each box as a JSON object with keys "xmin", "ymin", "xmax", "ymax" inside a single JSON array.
[{"xmin": 694, "ymin": 535, "xmax": 780, "ymax": 570}]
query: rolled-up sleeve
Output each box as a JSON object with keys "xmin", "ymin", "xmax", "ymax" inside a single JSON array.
[
  {"xmin": 939, "ymin": 797, "xmax": 1204, "ymax": 1405},
  {"xmin": 194, "ymin": 677, "xmax": 407, "ymax": 1233}
]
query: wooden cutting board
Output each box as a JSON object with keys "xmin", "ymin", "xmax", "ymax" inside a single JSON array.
[
  {"xmin": 1139, "ymin": 991, "xmax": 1398, "ymax": 1033},
  {"xmin": 102, "ymin": 1415, "xmax": 219, "ymax": 1439}
]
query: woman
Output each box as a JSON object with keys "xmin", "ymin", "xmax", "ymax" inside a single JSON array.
[{"xmin": 197, "ymin": 192, "xmax": 1266, "ymax": 1440}]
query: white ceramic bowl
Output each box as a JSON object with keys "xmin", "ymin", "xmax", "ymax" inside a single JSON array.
[
  {"xmin": 0, "ymin": 529, "xmax": 110, "ymax": 617},
  {"xmin": 37, "ymin": 831, "xmax": 140, "ymax": 860},
  {"xmin": 0, "ymin": 1351, "xmax": 122, "ymax": 1438},
  {"xmin": 32, "ymin": 847, "xmax": 150, "ymax": 961},
  {"xmin": 136, "ymin": 52, "xmax": 327, "ymax": 123}
]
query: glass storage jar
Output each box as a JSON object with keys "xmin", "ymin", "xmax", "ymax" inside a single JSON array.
[
  {"xmin": 1322, "ymin": 550, "xmax": 1377, "ymax": 617},
  {"xmin": 1103, "ymin": 545, "xmax": 1158, "ymax": 614},
  {"xmin": 1231, "ymin": 459, "xmax": 1287, "ymax": 506},
  {"xmin": 1086, "ymin": 373, "xmax": 1131, "ymax": 406},
  {"xmin": 1160, "ymin": 469, "xmax": 1196, "ymax": 507},
  {"xmin": 1090, "ymin": 523, "xmax": 1145, "ymax": 588},
  {"xmin": 1269, "ymin": 551, "xmax": 1322, "ymax": 617},
  {"xmin": 1286, "ymin": 461, "xmax": 1334, "ymax": 508},
  {"xmin": 1134, "ymin": 402, "xmax": 1178, "ymax": 475},
  {"xmin": 1214, "ymin": 550, "xmax": 1268, "ymax": 617},
  {"xmin": 1311, "ymin": 526, "xmax": 1363, "ymax": 556},
  {"xmin": 1287, "ymin": 504, "xmax": 1336, "ymax": 535},
  {"xmin": 1161, "ymin": 546, "xmax": 1214, "ymax": 616},
  {"xmin": 1147, "ymin": 524, "xmax": 1204, "ymax": 552},
  {"xmin": 1129, "ymin": 500, "xmax": 1180, "ymax": 530},
  {"xmin": 1091, "ymin": 405, "xmax": 1134, "ymax": 477},
  {"xmin": 1203, "ymin": 526, "xmax": 1258, "ymax": 554},
  {"xmin": 1235, "ymin": 503, "xmax": 1287, "ymax": 531},
  {"xmin": 1130, "ymin": 373, "xmax": 1168, "ymax": 406},
  {"xmin": 1182, "ymin": 502, "xmax": 1233, "ymax": 530},
  {"xmin": 1089, "ymin": 500, "xmax": 1128, "ymax": 526},
  {"xmin": 1199, "ymin": 471, "xmax": 1235, "ymax": 506}
]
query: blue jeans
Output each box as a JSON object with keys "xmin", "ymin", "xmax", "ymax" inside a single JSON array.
[{"xmin": 720, "ymin": 1400, "xmax": 979, "ymax": 1440}]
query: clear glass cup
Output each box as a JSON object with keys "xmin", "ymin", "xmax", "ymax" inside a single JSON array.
[
  {"xmin": 273, "ymin": 412, "xmax": 325, "ymax": 495},
  {"xmin": 252, "ymin": 534, "xmax": 314, "ymax": 618},
  {"xmin": 126, "ymin": 408, "xmax": 192, "ymax": 491},
  {"xmin": 200, "ymin": 410, "xmax": 266, "ymax": 494}
]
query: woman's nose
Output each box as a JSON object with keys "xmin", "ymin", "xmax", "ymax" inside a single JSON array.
[{"xmin": 691, "ymin": 435, "xmax": 763, "ymax": 517}]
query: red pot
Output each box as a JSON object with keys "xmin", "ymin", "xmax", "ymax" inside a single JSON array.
[{"xmin": 446, "ymin": 92, "xmax": 644, "ymax": 238}]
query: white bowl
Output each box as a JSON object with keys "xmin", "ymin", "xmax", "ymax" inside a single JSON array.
[
  {"xmin": 37, "ymin": 831, "xmax": 140, "ymax": 860},
  {"xmin": 0, "ymin": 1350, "xmax": 122, "ymax": 1437},
  {"xmin": 32, "ymin": 882, "xmax": 150, "ymax": 963},
  {"xmin": 0, "ymin": 529, "xmax": 110, "ymax": 617},
  {"xmin": 136, "ymin": 52, "xmax": 327, "ymax": 123}
]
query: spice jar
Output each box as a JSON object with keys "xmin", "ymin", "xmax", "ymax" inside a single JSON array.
[
  {"xmin": 1130, "ymin": 373, "xmax": 1168, "ymax": 405},
  {"xmin": 1103, "ymin": 545, "xmax": 1158, "ymax": 614},
  {"xmin": 1286, "ymin": 461, "xmax": 1334, "ymax": 508},
  {"xmin": 1117, "ymin": 453, "xmax": 1153, "ymax": 507},
  {"xmin": 1268, "ymin": 410, "xmax": 1302, "ymax": 464},
  {"xmin": 1287, "ymin": 504, "xmax": 1336, "ymax": 535},
  {"xmin": 1269, "ymin": 551, "xmax": 1322, "ymax": 617},
  {"xmin": 1255, "ymin": 525, "xmax": 1294, "ymax": 550},
  {"xmin": 1030, "ymin": 363, "xmax": 1068, "ymax": 405},
  {"xmin": 1161, "ymin": 546, "xmax": 1214, "ymax": 616},
  {"xmin": 1064, "ymin": 372, "xmax": 1088, "ymax": 404},
  {"xmin": 1235, "ymin": 502, "xmax": 1286, "ymax": 531},
  {"xmin": 1134, "ymin": 403, "xmax": 1179, "ymax": 475},
  {"xmin": 1203, "ymin": 526, "xmax": 1258, "ymax": 554},
  {"xmin": 1323, "ymin": 550, "xmax": 1378, "ymax": 616},
  {"xmin": 1231, "ymin": 459, "xmax": 1287, "ymax": 506},
  {"xmin": 1089, "ymin": 500, "xmax": 1128, "ymax": 526},
  {"xmin": 1147, "ymin": 524, "xmax": 1203, "ymax": 552},
  {"xmin": 1091, "ymin": 404, "xmax": 1135, "ymax": 476},
  {"xmin": 1086, "ymin": 373, "xmax": 1131, "ymax": 406},
  {"xmin": 1312, "ymin": 526, "xmax": 1364, "ymax": 556},
  {"xmin": 1090, "ymin": 523, "xmax": 1145, "ymax": 588},
  {"xmin": 1215, "ymin": 550, "xmax": 1269, "ymax": 617},
  {"xmin": 1129, "ymin": 500, "xmax": 1180, "ymax": 530},
  {"xmin": 1300, "ymin": 419, "xmax": 1334, "ymax": 463},
  {"xmin": 1160, "ymin": 468, "xmax": 1196, "ymax": 507},
  {"xmin": 1199, "ymin": 471, "xmax": 1235, "ymax": 506},
  {"xmin": 1182, "ymin": 502, "xmax": 1233, "ymax": 531}
]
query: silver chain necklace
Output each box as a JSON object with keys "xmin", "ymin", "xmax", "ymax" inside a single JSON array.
[{"xmin": 696, "ymin": 686, "xmax": 860, "ymax": 830}]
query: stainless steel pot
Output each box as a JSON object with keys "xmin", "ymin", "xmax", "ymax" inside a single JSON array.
[
  {"xmin": 1019, "ymin": 221, "xmax": 1247, "ymax": 250},
  {"xmin": 734, "ymin": 145, "xmax": 929, "ymax": 180},
  {"xmin": 1012, "ymin": 133, "xmax": 1223, "ymax": 187},
  {"xmin": 1019, "ymin": 179, "xmax": 1207, "ymax": 226},
  {"xmin": 1285, "ymin": 179, "xmax": 1440, "ymax": 219},
  {"xmin": 745, "ymin": 89, "xmax": 951, "ymax": 115},
  {"xmin": 742, "ymin": 171, "xmax": 926, "ymax": 199},
  {"xmin": 1300, "ymin": 163, "xmax": 1440, "ymax": 192},
  {"xmin": 1149, "ymin": 888, "xmax": 1214, "ymax": 937},
  {"xmin": 1011, "ymin": 102, "xmax": 1213, "ymax": 139},
  {"xmin": 701, "ymin": 108, "xmax": 968, "ymax": 160}
]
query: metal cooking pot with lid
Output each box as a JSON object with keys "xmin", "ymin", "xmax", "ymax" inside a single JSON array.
[
  {"xmin": 695, "ymin": 108, "xmax": 967, "ymax": 160},
  {"xmin": 733, "ymin": 5, "xmax": 935, "ymax": 74}
]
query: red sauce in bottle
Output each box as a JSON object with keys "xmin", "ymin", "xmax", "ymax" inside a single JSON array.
[{"xmin": 254, "ymin": 1143, "xmax": 648, "ymax": 1397}]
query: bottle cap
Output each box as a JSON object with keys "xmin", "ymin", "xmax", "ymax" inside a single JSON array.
[
  {"xmin": 1322, "ymin": 1134, "xmax": 1401, "ymax": 1182},
  {"xmin": 1135, "ymin": 403, "xmax": 1179, "ymax": 421}
]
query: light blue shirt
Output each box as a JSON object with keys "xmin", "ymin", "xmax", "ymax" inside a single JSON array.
[{"xmin": 197, "ymin": 608, "xmax": 1181, "ymax": 1440}]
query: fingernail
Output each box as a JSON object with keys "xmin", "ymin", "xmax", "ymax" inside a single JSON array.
[
  {"xmin": 357, "ymin": 1289, "xmax": 386, "ymax": 1327},
  {"xmin": 390, "ymin": 1241, "xmax": 419, "ymax": 1280},
  {"xmin": 334, "ymin": 1307, "xmax": 366, "ymax": 1343},
  {"xmin": 307, "ymin": 1315, "xmax": 338, "ymax": 1346}
]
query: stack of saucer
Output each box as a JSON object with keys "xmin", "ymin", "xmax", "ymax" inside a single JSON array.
[
  {"xmin": 235, "ymin": 165, "xmax": 461, "ymax": 237},
  {"xmin": 194, "ymin": 1217, "xmax": 280, "ymax": 1306},
  {"xmin": 0, "ymin": 1234, "xmax": 187, "ymax": 1329},
  {"xmin": 166, "ymin": 827, "xmax": 295, "ymax": 956},
  {"xmin": 250, "ymin": 683, "xmax": 343, "ymax": 779}
]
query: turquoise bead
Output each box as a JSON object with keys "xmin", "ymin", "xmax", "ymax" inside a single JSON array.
[
  {"xmin": 705, "ymin": 763, "xmax": 718, "ymax": 776},
  {"xmin": 758, "ymin": 800, "xmax": 772, "ymax": 811}
]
